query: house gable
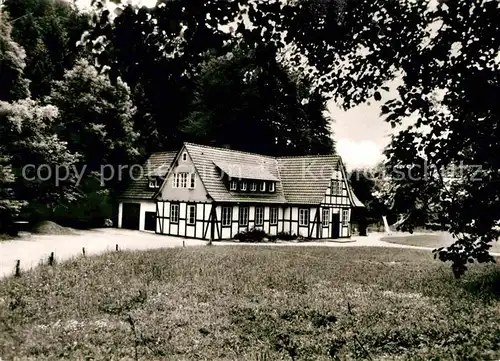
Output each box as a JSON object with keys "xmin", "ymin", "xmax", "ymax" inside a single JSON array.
[{"xmin": 157, "ymin": 145, "xmax": 210, "ymax": 202}]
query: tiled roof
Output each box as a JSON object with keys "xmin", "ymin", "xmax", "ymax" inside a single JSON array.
[
  {"xmin": 277, "ymin": 155, "xmax": 341, "ymax": 204},
  {"xmin": 124, "ymin": 143, "xmax": 364, "ymax": 207},
  {"xmin": 121, "ymin": 151, "xmax": 177, "ymax": 200},
  {"xmin": 213, "ymin": 160, "xmax": 280, "ymax": 181},
  {"xmin": 185, "ymin": 143, "xmax": 287, "ymax": 203}
]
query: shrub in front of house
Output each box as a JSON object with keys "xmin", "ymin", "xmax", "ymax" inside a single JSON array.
[
  {"xmin": 234, "ymin": 228, "xmax": 268, "ymax": 242},
  {"xmin": 276, "ymin": 232, "xmax": 297, "ymax": 241}
]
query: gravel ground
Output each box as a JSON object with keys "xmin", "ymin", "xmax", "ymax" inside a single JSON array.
[{"xmin": 1, "ymin": 229, "xmax": 497, "ymax": 279}]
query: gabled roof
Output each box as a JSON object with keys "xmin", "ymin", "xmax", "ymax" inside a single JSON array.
[
  {"xmin": 277, "ymin": 155, "xmax": 341, "ymax": 204},
  {"xmin": 122, "ymin": 142, "xmax": 365, "ymax": 207},
  {"xmin": 213, "ymin": 160, "xmax": 280, "ymax": 181},
  {"xmin": 121, "ymin": 151, "xmax": 177, "ymax": 200},
  {"xmin": 185, "ymin": 143, "xmax": 287, "ymax": 203}
]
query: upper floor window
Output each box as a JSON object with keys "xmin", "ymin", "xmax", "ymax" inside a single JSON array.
[
  {"xmin": 260, "ymin": 182, "xmax": 266, "ymax": 192},
  {"xmin": 230, "ymin": 180, "xmax": 237, "ymax": 190},
  {"xmin": 240, "ymin": 181, "xmax": 247, "ymax": 191},
  {"xmin": 331, "ymin": 180, "xmax": 342, "ymax": 195},
  {"xmin": 182, "ymin": 152, "xmax": 187, "ymax": 161},
  {"xmin": 269, "ymin": 182, "xmax": 275, "ymax": 192},
  {"xmin": 173, "ymin": 172, "xmax": 189, "ymax": 188},
  {"xmin": 190, "ymin": 173, "xmax": 196, "ymax": 188},
  {"xmin": 250, "ymin": 182, "xmax": 257, "ymax": 191}
]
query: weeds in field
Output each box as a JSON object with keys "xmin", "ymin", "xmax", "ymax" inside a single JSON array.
[{"xmin": 0, "ymin": 246, "xmax": 499, "ymax": 360}]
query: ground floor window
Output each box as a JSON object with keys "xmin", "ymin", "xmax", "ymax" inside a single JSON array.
[
  {"xmin": 222, "ymin": 206, "xmax": 232, "ymax": 226},
  {"xmin": 170, "ymin": 203, "xmax": 179, "ymax": 223},
  {"xmin": 322, "ymin": 208, "xmax": 330, "ymax": 227},
  {"xmin": 299, "ymin": 208, "xmax": 309, "ymax": 226},
  {"xmin": 239, "ymin": 207, "xmax": 249, "ymax": 226},
  {"xmin": 255, "ymin": 206, "xmax": 264, "ymax": 226},
  {"xmin": 270, "ymin": 207, "xmax": 278, "ymax": 225},
  {"xmin": 187, "ymin": 204, "xmax": 196, "ymax": 225},
  {"xmin": 342, "ymin": 209, "xmax": 349, "ymax": 224}
]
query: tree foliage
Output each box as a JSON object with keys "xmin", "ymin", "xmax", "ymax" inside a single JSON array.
[
  {"xmin": 2, "ymin": 0, "xmax": 90, "ymax": 98},
  {"xmin": 0, "ymin": 10, "xmax": 30, "ymax": 102},
  {"xmin": 0, "ymin": 99, "xmax": 81, "ymax": 220},
  {"xmin": 82, "ymin": 0, "xmax": 335, "ymax": 155},
  {"xmin": 182, "ymin": 49, "xmax": 334, "ymax": 155},
  {"xmin": 285, "ymin": 0, "xmax": 500, "ymax": 276},
  {"xmin": 48, "ymin": 59, "xmax": 139, "ymax": 172}
]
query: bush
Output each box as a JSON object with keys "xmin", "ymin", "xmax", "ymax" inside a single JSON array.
[
  {"xmin": 234, "ymin": 228, "xmax": 268, "ymax": 242},
  {"xmin": 276, "ymin": 232, "xmax": 297, "ymax": 241}
]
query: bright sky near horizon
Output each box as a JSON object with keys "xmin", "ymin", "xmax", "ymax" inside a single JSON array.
[{"xmin": 75, "ymin": 0, "xmax": 394, "ymax": 170}]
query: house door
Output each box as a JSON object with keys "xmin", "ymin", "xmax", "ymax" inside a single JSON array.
[
  {"xmin": 331, "ymin": 213, "xmax": 340, "ymax": 239},
  {"xmin": 144, "ymin": 212, "xmax": 156, "ymax": 231},
  {"xmin": 122, "ymin": 203, "xmax": 140, "ymax": 230}
]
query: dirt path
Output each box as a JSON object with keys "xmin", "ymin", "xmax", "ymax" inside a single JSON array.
[
  {"xmin": 0, "ymin": 229, "xmax": 205, "ymax": 279},
  {"xmin": 1, "ymin": 229, "xmax": 497, "ymax": 279}
]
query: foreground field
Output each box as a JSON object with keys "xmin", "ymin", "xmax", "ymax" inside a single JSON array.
[
  {"xmin": 381, "ymin": 233, "xmax": 500, "ymax": 254},
  {"xmin": 1, "ymin": 247, "xmax": 499, "ymax": 360}
]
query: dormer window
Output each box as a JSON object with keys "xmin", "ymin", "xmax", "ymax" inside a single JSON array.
[
  {"xmin": 269, "ymin": 182, "xmax": 275, "ymax": 192},
  {"xmin": 148, "ymin": 177, "xmax": 160, "ymax": 189},
  {"xmin": 250, "ymin": 182, "xmax": 257, "ymax": 191},
  {"xmin": 230, "ymin": 180, "xmax": 237, "ymax": 190},
  {"xmin": 260, "ymin": 182, "xmax": 266, "ymax": 192},
  {"xmin": 240, "ymin": 181, "xmax": 247, "ymax": 191}
]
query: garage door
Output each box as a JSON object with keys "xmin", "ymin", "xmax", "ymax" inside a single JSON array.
[{"xmin": 122, "ymin": 203, "xmax": 140, "ymax": 230}]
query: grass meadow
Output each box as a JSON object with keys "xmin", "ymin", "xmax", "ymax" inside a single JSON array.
[
  {"xmin": 1, "ymin": 246, "xmax": 499, "ymax": 360},
  {"xmin": 381, "ymin": 233, "xmax": 500, "ymax": 254}
]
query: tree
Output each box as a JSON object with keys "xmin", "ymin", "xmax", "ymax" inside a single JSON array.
[
  {"xmin": 0, "ymin": 155, "xmax": 26, "ymax": 234},
  {"xmin": 47, "ymin": 58, "xmax": 139, "ymax": 176},
  {"xmin": 46, "ymin": 59, "xmax": 140, "ymax": 226},
  {"xmin": 3, "ymin": 0, "xmax": 90, "ymax": 98},
  {"xmin": 182, "ymin": 49, "xmax": 334, "ymax": 155},
  {"xmin": 0, "ymin": 99, "xmax": 81, "ymax": 221},
  {"xmin": 349, "ymin": 164, "xmax": 397, "ymax": 235},
  {"xmin": 284, "ymin": 0, "xmax": 500, "ymax": 276},
  {"xmin": 0, "ymin": 10, "xmax": 30, "ymax": 101}
]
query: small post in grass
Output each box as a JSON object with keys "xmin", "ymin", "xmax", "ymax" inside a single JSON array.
[
  {"xmin": 116, "ymin": 244, "xmax": 119, "ymax": 252},
  {"xmin": 15, "ymin": 260, "xmax": 20, "ymax": 277},
  {"xmin": 48, "ymin": 252, "xmax": 55, "ymax": 267},
  {"xmin": 82, "ymin": 247, "xmax": 86, "ymax": 257},
  {"xmin": 183, "ymin": 240, "xmax": 185, "ymax": 248}
]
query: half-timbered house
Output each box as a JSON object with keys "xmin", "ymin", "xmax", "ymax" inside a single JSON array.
[{"xmin": 118, "ymin": 142, "xmax": 364, "ymax": 240}]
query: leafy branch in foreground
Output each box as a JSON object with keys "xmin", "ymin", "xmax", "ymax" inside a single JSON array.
[{"xmin": 286, "ymin": 0, "xmax": 500, "ymax": 276}]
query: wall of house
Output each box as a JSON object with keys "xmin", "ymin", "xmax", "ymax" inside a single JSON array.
[
  {"xmin": 154, "ymin": 201, "xmax": 350, "ymax": 240},
  {"xmin": 217, "ymin": 204, "xmax": 287, "ymax": 239},
  {"xmin": 118, "ymin": 200, "xmax": 156, "ymax": 231},
  {"xmin": 156, "ymin": 201, "xmax": 212, "ymax": 239},
  {"xmin": 319, "ymin": 166, "xmax": 352, "ymax": 238},
  {"xmin": 159, "ymin": 147, "xmax": 209, "ymax": 202}
]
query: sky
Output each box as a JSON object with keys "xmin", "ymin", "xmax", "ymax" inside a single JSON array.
[{"xmin": 75, "ymin": 0, "xmax": 394, "ymax": 170}]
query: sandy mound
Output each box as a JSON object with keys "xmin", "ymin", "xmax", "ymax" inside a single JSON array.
[{"xmin": 30, "ymin": 221, "xmax": 76, "ymax": 235}]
